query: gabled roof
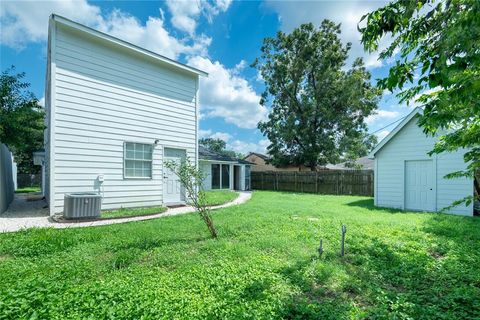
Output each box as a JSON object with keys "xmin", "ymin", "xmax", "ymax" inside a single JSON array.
[
  {"xmin": 199, "ymin": 146, "xmax": 253, "ymax": 165},
  {"xmin": 245, "ymin": 152, "xmax": 270, "ymax": 161},
  {"xmin": 50, "ymin": 14, "xmax": 208, "ymax": 77},
  {"xmin": 368, "ymin": 107, "xmax": 423, "ymax": 159},
  {"xmin": 326, "ymin": 156, "xmax": 374, "ymax": 170}
]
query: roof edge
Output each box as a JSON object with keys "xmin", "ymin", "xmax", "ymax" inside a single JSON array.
[
  {"xmin": 368, "ymin": 107, "xmax": 423, "ymax": 159},
  {"xmin": 50, "ymin": 14, "xmax": 208, "ymax": 77}
]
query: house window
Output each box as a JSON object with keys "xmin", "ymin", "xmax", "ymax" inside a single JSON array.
[
  {"xmin": 124, "ymin": 142, "xmax": 152, "ymax": 178},
  {"xmin": 221, "ymin": 164, "xmax": 230, "ymax": 188},
  {"xmin": 212, "ymin": 164, "xmax": 221, "ymax": 189}
]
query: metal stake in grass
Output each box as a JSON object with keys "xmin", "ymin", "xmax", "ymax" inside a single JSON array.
[
  {"xmin": 318, "ymin": 239, "xmax": 324, "ymax": 257},
  {"xmin": 340, "ymin": 225, "xmax": 347, "ymax": 257}
]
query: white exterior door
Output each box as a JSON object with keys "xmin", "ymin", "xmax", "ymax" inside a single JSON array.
[
  {"xmin": 163, "ymin": 148, "xmax": 186, "ymax": 204},
  {"xmin": 405, "ymin": 160, "xmax": 434, "ymax": 211}
]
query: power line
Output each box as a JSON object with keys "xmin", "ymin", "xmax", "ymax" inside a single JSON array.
[{"xmin": 370, "ymin": 115, "xmax": 407, "ymax": 134}]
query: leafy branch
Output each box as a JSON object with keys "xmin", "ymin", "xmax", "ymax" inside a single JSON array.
[{"xmin": 164, "ymin": 158, "xmax": 218, "ymax": 239}]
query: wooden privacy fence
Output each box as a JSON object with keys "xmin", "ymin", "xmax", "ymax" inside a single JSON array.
[{"xmin": 251, "ymin": 170, "xmax": 374, "ymax": 196}]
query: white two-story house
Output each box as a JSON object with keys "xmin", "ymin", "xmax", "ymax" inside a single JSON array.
[{"xmin": 43, "ymin": 15, "xmax": 207, "ymax": 215}]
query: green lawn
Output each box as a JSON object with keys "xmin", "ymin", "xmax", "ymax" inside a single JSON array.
[
  {"xmin": 101, "ymin": 206, "xmax": 167, "ymax": 219},
  {"xmin": 0, "ymin": 191, "xmax": 479, "ymax": 319},
  {"xmin": 101, "ymin": 191, "xmax": 237, "ymax": 219},
  {"xmin": 15, "ymin": 187, "xmax": 41, "ymax": 193},
  {"xmin": 202, "ymin": 190, "xmax": 239, "ymax": 206}
]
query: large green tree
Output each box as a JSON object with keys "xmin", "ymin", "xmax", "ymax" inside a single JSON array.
[
  {"xmin": 342, "ymin": 132, "xmax": 378, "ymax": 169},
  {"xmin": 1, "ymin": 67, "xmax": 44, "ymax": 173},
  {"xmin": 253, "ymin": 21, "xmax": 381, "ymax": 170},
  {"xmin": 199, "ymin": 138, "xmax": 227, "ymax": 154},
  {"xmin": 360, "ymin": 0, "xmax": 479, "ymax": 204}
]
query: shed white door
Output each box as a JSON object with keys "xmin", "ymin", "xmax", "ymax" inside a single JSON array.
[
  {"xmin": 405, "ymin": 160, "xmax": 434, "ymax": 211},
  {"xmin": 163, "ymin": 148, "xmax": 186, "ymax": 204}
]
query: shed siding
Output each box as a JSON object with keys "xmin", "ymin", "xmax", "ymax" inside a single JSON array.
[
  {"xmin": 49, "ymin": 24, "xmax": 197, "ymax": 214},
  {"xmin": 375, "ymin": 115, "xmax": 473, "ymax": 215},
  {"xmin": 436, "ymin": 151, "xmax": 473, "ymax": 214}
]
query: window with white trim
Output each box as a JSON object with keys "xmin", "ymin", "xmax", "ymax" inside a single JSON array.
[{"xmin": 124, "ymin": 142, "xmax": 153, "ymax": 178}]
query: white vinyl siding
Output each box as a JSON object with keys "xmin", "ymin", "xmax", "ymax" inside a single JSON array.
[
  {"xmin": 48, "ymin": 23, "xmax": 198, "ymax": 214},
  {"xmin": 375, "ymin": 115, "xmax": 473, "ymax": 216}
]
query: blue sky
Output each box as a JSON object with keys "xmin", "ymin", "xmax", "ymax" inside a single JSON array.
[{"xmin": 1, "ymin": 0, "xmax": 413, "ymax": 154}]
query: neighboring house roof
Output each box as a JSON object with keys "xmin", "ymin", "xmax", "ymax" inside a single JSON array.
[
  {"xmin": 245, "ymin": 152, "xmax": 329, "ymax": 170},
  {"xmin": 50, "ymin": 14, "xmax": 208, "ymax": 77},
  {"xmin": 326, "ymin": 157, "xmax": 374, "ymax": 170},
  {"xmin": 245, "ymin": 152, "xmax": 270, "ymax": 161},
  {"xmin": 369, "ymin": 107, "xmax": 423, "ymax": 159},
  {"xmin": 199, "ymin": 146, "xmax": 253, "ymax": 165}
]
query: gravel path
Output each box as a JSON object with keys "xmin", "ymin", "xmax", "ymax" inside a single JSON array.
[{"xmin": 0, "ymin": 191, "xmax": 252, "ymax": 233}]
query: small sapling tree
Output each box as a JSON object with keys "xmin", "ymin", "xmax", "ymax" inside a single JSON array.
[{"xmin": 165, "ymin": 158, "xmax": 218, "ymax": 239}]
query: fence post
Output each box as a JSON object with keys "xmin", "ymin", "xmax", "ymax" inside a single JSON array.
[
  {"xmin": 336, "ymin": 172, "xmax": 340, "ymax": 195},
  {"xmin": 315, "ymin": 172, "xmax": 318, "ymax": 194},
  {"xmin": 294, "ymin": 172, "xmax": 297, "ymax": 192}
]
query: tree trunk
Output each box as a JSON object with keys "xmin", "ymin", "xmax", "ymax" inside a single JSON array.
[{"xmin": 201, "ymin": 210, "xmax": 217, "ymax": 238}]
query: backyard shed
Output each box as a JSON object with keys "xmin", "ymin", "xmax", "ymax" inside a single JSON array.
[
  {"xmin": 199, "ymin": 146, "xmax": 252, "ymax": 191},
  {"xmin": 369, "ymin": 107, "xmax": 473, "ymax": 216}
]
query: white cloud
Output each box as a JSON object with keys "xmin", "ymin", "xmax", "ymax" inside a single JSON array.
[
  {"xmin": 0, "ymin": 0, "xmax": 101, "ymax": 49},
  {"xmin": 412, "ymin": 87, "xmax": 441, "ymax": 104},
  {"xmin": 265, "ymin": 0, "xmax": 391, "ymax": 69},
  {"xmin": 232, "ymin": 60, "xmax": 247, "ymax": 75},
  {"xmin": 166, "ymin": 0, "xmax": 232, "ymax": 35},
  {"xmin": 188, "ymin": 56, "xmax": 268, "ymax": 129},
  {"xmin": 199, "ymin": 129, "xmax": 213, "ymax": 138},
  {"xmin": 199, "ymin": 129, "xmax": 269, "ymax": 155},
  {"xmin": 210, "ymin": 132, "xmax": 232, "ymax": 141},
  {"xmin": 366, "ymin": 109, "xmax": 400, "ymax": 125},
  {"xmin": 97, "ymin": 10, "xmax": 210, "ymax": 60},
  {"xmin": 200, "ymin": 0, "xmax": 232, "ymax": 22},
  {"xmin": 200, "ymin": 129, "xmax": 231, "ymax": 142},
  {"xmin": 364, "ymin": 52, "xmax": 383, "ymax": 69},
  {"xmin": 228, "ymin": 139, "xmax": 270, "ymax": 155},
  {"xmin": 375, "ymin": 129, "xmax": 390, "ymax": 141},
  {"xmin": 0, "ymin": 0, "xmax": 211, "ymax": 59},
  {"xmin": 38, "ymin": 96, "xmax": 45, "ymax": 108},
  {"xmin": 255, "ymin": 70, "xmax": 264, "ymax": 82},
  {"xmin": 382, "ymin": 89, "xmax": 393, "ymax": 96},
  {"xmin": 166, "ymin": 0, "xmax": 201, "ymax": 35}
]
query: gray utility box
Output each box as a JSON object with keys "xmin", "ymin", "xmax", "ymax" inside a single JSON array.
[{"xmin": 63, "ymin": 193, "xmax": 102, "ymax": 219}]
